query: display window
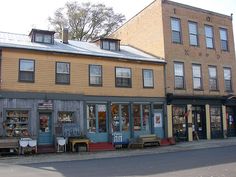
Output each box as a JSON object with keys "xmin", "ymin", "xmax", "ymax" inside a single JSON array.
[
  {"xmin": 210, "ymin": 106, "xmax": 223, "ymax": 138},
  {"xmin": 111, "ymin": 104, "xmax": 129, "ymax": 132},
  {"xmin": 58, "ymin": 112, "xmax": 73, "ymax": 123},
  {"xmin": 133, "ymin": 104, "xmax": 150, "ymax": 131},
  {"xmin": 4, "ymin": 110, "xmax": 29, "ymax": 137},
  {"xmin": 172, "ymin": 105, "xmax": 187, "ymax": 141}
]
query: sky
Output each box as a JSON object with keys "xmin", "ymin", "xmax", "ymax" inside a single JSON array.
[{"xmin": 0, "ymin": 0, "xmax": 235, "ymax": 43}]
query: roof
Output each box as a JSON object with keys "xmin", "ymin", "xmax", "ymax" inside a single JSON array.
[{"xmin": 0, "ymin": 31, "xmax": 165, "ymax": 64}]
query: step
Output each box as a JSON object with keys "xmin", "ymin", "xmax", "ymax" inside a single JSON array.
[{"xmin": 37, "ymin": 145, "xmax": 55, "ymax": 154}]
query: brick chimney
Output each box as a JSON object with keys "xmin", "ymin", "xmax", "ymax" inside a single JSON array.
[{"xmin": 62, "ymin": 28, "xmax": 69, "ymax": 44}]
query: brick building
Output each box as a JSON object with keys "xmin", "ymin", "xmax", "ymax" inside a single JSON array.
[{"xmin": 112, "ymin": 0, "xmax": 236, "ymax": 141}]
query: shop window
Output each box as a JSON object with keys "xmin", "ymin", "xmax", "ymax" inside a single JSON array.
[
  {"xmin": 111, "ymin": 104, "xmax": 129, "ymax": 132},
  {"xmin": 188, "ymin": 21, "xmax": 199, "ymax": 46},
  {"xmin": 172, "ymin": 106, "xmax": 187, "ymax": 141},
  {"xmin": 171, "ymin": 17, "xmax": 182, "ymax": 44},
  {"xmin": 208, "ymin": 66, "xmax": 218, "ymax": 90},
  {"xmin": 89, "ymin": 65, "xmax": 102, "ymax": 86},
  {"xmin": 115, "ymin": 67, "xmax": 132, "ymax": 88},
  {"xmin": 220, "ymin": 28, "xmax": 228, "ymax": 51},
  {"xmin": 58, "ymin": 112, "xmax": 73, "ymax": 123},
  {"xmin": 143, "ymin": 69, "xmax": 154, "ymax": 88},
  {"xmin": 87, "ymin": 104, "xmax": 107, "ymax": 133},
  {"xmin": 19, "ymin": 59, "xmax": 35, "ymax": 82},
  {"xmin": 224, "ymin": 67, "xmax": 232, "ymax": 91},
  {"xmin": 204, "ymin": 25, "xmax": 214, "ymax": 49},
  {"xmin": 4, "ymin": 110, "xmax": 29, "ymax": 137},
  {"xmin": 210, "ymin": 106, "xmax": 223, "ymax": 138},
  {"xmin": 192, "ymin": 64, "xmax": 202, "ymax": 90},
  {"xmin": 142, "ymin": 105, "xmax": 150, "ymax": 132},
  {"xmin": 174, "ymin": 62, "xmax": 184, "ymax": 89},
  {"xmin": 56, "ymin": 62, "xmax": 70, "ymax": 84},
  {"xmin": 133, "ymin": 105, "xmax": 141, "ymax": 131}
]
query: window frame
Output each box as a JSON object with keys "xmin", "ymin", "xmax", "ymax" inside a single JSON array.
[
  {"xmin": 174, "ymin": 62, "xmax": 185, "ymax": 89},
  {"xmin": 34, "ymin": 33, "xmax": 53, "ymax": 44},
  {"xmin": 188, "ymin": 21, "xmax": 199, "ymax": 46},
  {"xmin": 18, "ymin": 59, "xmax": 35, "ymax": 83},
  {"xmin": 171, "ymin": 17, "xmax": 182, "ymax": 44},
  {"xmin": 192, "ymin": 64, "xmax": 203, "ymax": 90},
  {"xmin": 115, "ymin": 67, "xmax": 132, "ymax": 88},
  {"xmin": 219, "ymin": 28, "xmax": 229, "ymax": 51},
  {"xmin": 89, "ymin": 64, "xmax": 103, "ymax": 87},
  {"xmin": 204, "ymin": 25, "xmax": 214, "ymax": 49},
  {"xmin": 208, "ymin": 66, "xmax": 218, "ymax": 91},
  {"xmin": 55, "ymin": 62, "xmax": 70, "ymax": 85},
  {"xmin": 223, "ymin": 67, "xmax": 233, "ymax": 92},
  {"xmin": 142, "ymin": 69, "xmax": 154, "ymax": 88}
]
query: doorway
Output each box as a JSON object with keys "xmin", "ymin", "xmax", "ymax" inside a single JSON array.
[
  {"xmin": 38, "ymin": 113, "xmax": 53, "ymax": 145},
  {"xmin": 192, "ymin": 106, "xmax": 206, "ymax": 140},
  {"xmin": 226, "ymin": 107, "xmax": 236, "ymax": 137}
]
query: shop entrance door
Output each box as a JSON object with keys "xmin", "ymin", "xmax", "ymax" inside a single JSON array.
[
  {"xmin": 226, "ymin": 107, "xmax": 236, "ymax": 137},
  {"xmin": 87, "ymin": 104, "xmax": 108, "ymax": 142},
  {"xmin": 38, "ymin": 113, "xmax": 53, "ymax": 145},
  {"xmin": 192, "ymin": 106, "xmax": 206, "ymax": 140}
]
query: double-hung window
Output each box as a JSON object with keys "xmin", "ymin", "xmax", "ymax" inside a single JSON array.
[
  {"xmin": 188, "ymin": 21, "xmax": 198, "ymax": 46},
  {"xmin": 220, "ymin": 28, "xmax": 228, "ymax": 51},
  {"xmin": 174, "ymin": 62, "xmax": 184, "ymax": 89},
  {"xmin": 171, "ymin": 18, "xmax": 182, "ymax": 44},
  {"xmin": 192, "ymin": 64, "xmax": 202, "ymax": 90},
  {"xmin": 208, "ymin": 66, "xmax": 218, "ymax": 90},
  {"xmin": 224, "ymin": 67, "xmax": 232, "ymax": 91},
  {"xmin": 115, "ymin": 67, "xmax": 132, "ymax": 88},
  {"xmin": 19, "ymin": 59, "xmax": 35, "ymax": 82},
  {"xmin": 56, "ymin": 62, "xmax": 70, "ymax": 84},
  {"xmin": 143, "ymin": 69, "xmax": 154, "ymax": 88},
  {"xmin": 205, "ymin": 25, "xmax": 214, "ymax": 49},
  {"xmin": 89, "ymin": 65, "xmax": 102, "ymax": 86}
]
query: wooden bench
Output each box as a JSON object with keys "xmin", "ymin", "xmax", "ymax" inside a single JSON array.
[
  {"xmin": 138, "ymin": 134, "xmax": 161, "ymax": 148},
  {"xmin": 0, "ymin": 138, "xmax": 19, "ymax": 154}
]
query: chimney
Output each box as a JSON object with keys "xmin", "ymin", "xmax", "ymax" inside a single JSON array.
[{"xmin": 62, "ymin": 28, "xmax": 69, "ymax": 44}]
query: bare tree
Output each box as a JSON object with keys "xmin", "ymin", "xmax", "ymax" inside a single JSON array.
[{"xmin": 48, "ymin": 2, "xmax": 125, "ymax": 41}]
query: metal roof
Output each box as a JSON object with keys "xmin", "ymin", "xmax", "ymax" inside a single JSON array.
[{"xmin": 0, "ymin": 31, "xmax": 165, "ymax": 63}]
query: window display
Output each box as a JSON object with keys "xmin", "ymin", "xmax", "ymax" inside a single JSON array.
[
  {"xmin": 58, "ymin": 112, "xmax": 73, "ymax": 123},
  {"xmin": 87, "ymin": 104, "xmax": 96, "ymax": 132},
  {"xmin": 111, "ymin": 104, "xmax": 129, "ymax": 132},
  {"xmin": 210, "ymin": 106, "xmax": 222, "ymax": 138},
  {"xmin": 5, "ymin": 110, "xmax": 29, "ymax": 137},
  {"xmin": 133, "ymin": 105, "xmax": 141, "ymax": 131}
]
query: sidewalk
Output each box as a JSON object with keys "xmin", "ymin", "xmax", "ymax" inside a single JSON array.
[{"xmin": 1, "ymin": 137, "xmax": 236, "ymax": 165}]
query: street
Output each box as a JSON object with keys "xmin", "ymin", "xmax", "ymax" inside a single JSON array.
[{"xmin": 0, "ymin": 145, "xmax": 236, "ymax": 177}]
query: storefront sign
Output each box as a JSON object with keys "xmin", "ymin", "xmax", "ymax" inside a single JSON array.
[
  {"xmin": 154, "ymin": 113, "xmax": 162, "ymax": 128},
  {"xmin": 63, "ymin": 123, "xmax": 80, "ymax": 137},
  {"xmin": 38, "ymin": 100, "xmax": 53, "ymax": 110}
]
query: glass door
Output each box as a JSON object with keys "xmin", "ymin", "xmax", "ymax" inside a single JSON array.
[
  {"xmin": 226, "ymin": 107, "xmax": 236, "ymax": 137},
  {"xmin": 87, "ymin": 104, "xmax": 108, "ymax": 142},
  {"xmin": 38, "ymin": 113, "xmax": 53, "ymax": 145},
  {"xmin": 210, "ymin": 106, "xmax": 223, "ymax": 139},
  {"xmin": 192, "ymin": 106, "xmax": 206, "ymax": 139}
]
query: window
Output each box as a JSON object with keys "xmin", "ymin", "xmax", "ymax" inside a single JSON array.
[
  {"xmin": 87, "ymin": 104, "xmax": 107, "ymax": 133},
  {"xmin": 210, "ymin": 106, "xmax": 223, "ymax": 139},
  {"xmin": 5, "ymin": 110, "xmax": 29, "ymax": 137},
  {"xmin": 220, "ymin": 28, "xmax": 228, "ymax": 51},
  {"xmin": 56, "ymin": 62, "xmax": 70, "ymax": 84},
  {"xmin": 89, "ymin": 65, "xmax": 102, "ymax": 86},
  {"xmin": 171, "ymin": 18, "xmax": 181, "ymax": 44},
  {"xmin": 19, "ymin": 59, "xmax": 35, "ymax": 82},
  {"xmin": 111, "ymin": 104, "xmax": 129, "ymax": 132},
  {"xmin": 115, "ymin": 67, "xmax": 132, "ymax": 88},
  {"xmin": 174, "ymin": 62, "xmax": 184, "ymax": 89},
  {"xmin": 143, "ymin": 69, "xmax": 154, "ymax": 88},
  {"xmin": 133, "ymin": 104, "xmax": 150, "ymax": 132},
  {"xmin": 35, "ymin": 33, "xmax": 52, "ymax": 44},
  {"xmin": 58, "ymin": 112, "xmax": 73, "ymax": 123},
  {"xmin": 192, "ymin": 64, "xmax": 202, "ymax": 90},
  {"xmin": 101, "ymin": 39, "xmax": 119, "ymax": 51},
  {"xmin": 205, "ymin": 25, "xmax": 214, "ymax": 48},
  {"xmin": 208, "ymin": 66, "xmax": 218, "ymax": 90},
  {"xmin": 188, "ymin": 21, "xmax": 198, "ymax": 46},
  {"xmin": 224, "ymin": 68, "xmax": 232, "ymax": 91}
]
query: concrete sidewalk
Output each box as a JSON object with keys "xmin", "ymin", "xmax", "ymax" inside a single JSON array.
[{"xmin": 1, "ymin": 137, "xmax": 236, "ymax": 165}]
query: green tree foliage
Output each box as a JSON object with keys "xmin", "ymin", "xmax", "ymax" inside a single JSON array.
[{"xmin": 48, "ymin": 2, "xmax": 125, "ymax": 41}]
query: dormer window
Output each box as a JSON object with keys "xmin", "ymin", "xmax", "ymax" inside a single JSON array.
[
  {"xmin": 29, "ymin": 29, "xmax": 55, "ymax": 44},
  {"xmin": 100, "ymin": 38, "xmax": 120, "ymax": 51}
]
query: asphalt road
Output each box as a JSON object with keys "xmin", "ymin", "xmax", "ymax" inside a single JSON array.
[{"xmin": 1, "ymin": 146, "xmax": 236, "ymax": 177}]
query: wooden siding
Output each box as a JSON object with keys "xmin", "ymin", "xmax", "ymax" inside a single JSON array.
[{"xmin": 1, "ymin": 48, "xmax": 165, "ymax": 98}]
